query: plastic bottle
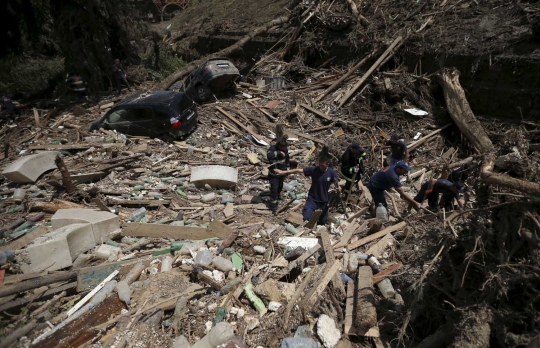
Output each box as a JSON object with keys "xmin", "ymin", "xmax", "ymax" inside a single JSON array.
[
  {"xmin": 12, "ymin": 189, "xmax": 26, "ymax": 202},
  {"xmin": 285, "ymin": 247, "xmax": 305, "ymax": 261},
  {"xmin": 201, "ymin": 192, "xmax": 216, "ymax": 202},
  {"xmin": 212, "ymin": 256, "xmax": 234, "ymax": 272},
  {"xmin": 283, "ymin": 183, "xmax": 295, "ymax": 191},
  {"xmin": 174, "ymin": 296, "xmax": 189, "ymax": 318},
  {"xmin": 192, "ymin": 322, "xmax": 235, "ymax": 348},
  {"xmin": 123, "ymin": 262, "xmax": 145, "ymax": 285},
  {"xmin": 367, "ymin": 255, "xmax": 383, "ymax": 273},
  {"xmin": 90, "ymin": 280, "xmax": 117, "ymax": 307},
  {"xmin": 221, "ymin": 194, "xmax": 235, "ymax": 204},
  {"xmin": 285, "ymin": 223, "xmax": 299, "ymax": 235},
  {"xmin": 116, "ymin": 280, "xmax": 132, "ymax": 306},
  {"xmin": 161, "ymin": 256, "xmax": 173, "ymax": 272},
  {"xmin": 128, "ymin": 207, "xmax": 147, "ymax": 221},
  {"xmin": 376, "ymin": 203, "xmax": 388, "ymax": 221},
  {"xmin": 281, "ymin": 337, "xmax": 319, "ymax": 348},
  {"xmin": 377, "ymin": 278, "xmax": 396, "ymax": 299},
  {"xmin": 213, "ymin": 307, "xmax": 227, "ymax": 326},
  {"xmin": 348, "ymin": 253, "xmax": 359, "ymax": 272},
  {"xmin": 195, "ymin": 250, "xmax": 214, "ymax": 267}
]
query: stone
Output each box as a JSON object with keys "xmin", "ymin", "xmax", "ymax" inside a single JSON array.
[
  {"xmin": 254, "ymin": 279, "xmax": 295, "ymax": 302},
  {"xmin": 172, "ymin": 335, "xmax": 191, "ymax": 348},
  {"xmin": 2, "ymin": 151, "xmax": 61, "ymax": 183},
  {"xmin": 51, "ymin": 208, "xmax": 120, "ymax": 243},
  {"xmin": 247, "ymin": 153, "xmax": 260, "ymax": 165},
  {"xmin": 95, "ymin": 244, "xmax": 121, "ymax": 259},
  {"xmin": 223, "ymin": 203, "xmax": 234, "ymax": 218},
  {"xmin": 282, "ymin": 337, "xmax": 318, "ymax": 348},
  {"xmin": 253, "ymin": 245, "xmax": 266, "ymax": 254},
  {"xmin": 191, "ymin": 165, "xmax": 238, "ymax": 189},
  {"xmin": 317, "ymin": 314, "xmax": 341, "ymax": 348},
  {"xmin": 268, "ymin": 301, "xmax": 282, "ymax": 312},
  {"xmin": 244, "ymin": 315, "xmax": 260, "ymax": 331},
  {"xmin": 25, "ymin": 223, "xmax": 94, "ymax": 273},
  {"xmin": 73, "ymin": 105, "xmax": 87, "ymax": 116}
]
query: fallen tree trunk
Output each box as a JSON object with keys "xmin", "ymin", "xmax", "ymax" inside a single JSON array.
[
  {"xmin": 156, "ymin": 16, "xmax": 290, "ymax": 90},
  {"xmin": 435, "ymin": 68, "xmax": 540, "ymax": 197},
  {"xmin": 0, "ymin": 271, "xmax": 77, "ymax": 298}
]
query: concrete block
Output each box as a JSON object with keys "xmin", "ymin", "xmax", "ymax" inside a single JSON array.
[
  {"xmin": 191, "ymin": 165, "xmax": 238, "ymax": 189},
  {"xmin": 95, "ymin": 244, "xmax": 121, "ymax": 259},
  {"xmin": 1, "ymin": 151, "xmax": 61, "ymax": 183},
  {"xmin": 51, "ymin": 208, "xmax": 120, "ymax": 243},
  {"xmin": 25, "ymin": 223, "xmax": 94, "ymax": 273}
]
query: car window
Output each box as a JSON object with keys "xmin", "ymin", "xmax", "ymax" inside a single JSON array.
[
  {"xmin": 107, "ymin": 109, "xmax": 127, "ymax": 123},
  {"xmin": 122, "ymin": 108, "xmax": 154, "ymax": 122}
]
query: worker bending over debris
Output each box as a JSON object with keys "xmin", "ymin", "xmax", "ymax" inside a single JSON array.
[
  {"xmin": 448, "ymin": 163, "xmax": 470, "ymax": 184},
  {"xmin": 368, "ymin": 161, "xmax": 421, "ymax": 211},
  {"xmin": 275, "ymin": 146, "xmax": 340, "ymax": 225},
  {"xmin": 413, "ymin": 179, "xmax": 465, "ymax": 211},
  {"xmin": 341, "ymin": 142, "xmax": 366, "ymax": 195},
  {"xmin": 267, "ymin": 125, "xmax": 290, "ymax": 214},
  {"xmin": 385, "ymin": 133, "xmax": 408, "ymax": 166}
]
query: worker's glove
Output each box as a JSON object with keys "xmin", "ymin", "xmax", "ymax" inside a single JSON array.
[{"xmin": 354, "ymin": 167, "xmax": 359, "ymax": 173}]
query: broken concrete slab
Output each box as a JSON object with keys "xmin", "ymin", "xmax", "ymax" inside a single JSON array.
[
  {"xmin": 1, "ymin": 151, "xmax": 61, "ymax": 183},
  {"xmin": 51, "ymin": 209, "xmax": 120, "ymax": 243},
  {"xmin": 25, "ymin": 223, "xmax": 95, "ymax": 273},
  {"xmin": 191, "ymin": 165, "xmax": 238, "ymax": 189}
]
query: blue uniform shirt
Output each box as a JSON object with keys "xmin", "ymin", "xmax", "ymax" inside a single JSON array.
[
  {"xmin": 433, "ymin": 179, "xmax": 459, "ymax": 199},
  {"xmin": 369, "ymin": 165, "xmax": 402, "ymax": 190},
  {"xmin": 303, "ymin": 166, "xmax": 339, "ymax": 203},
  {"xmin": 386, "ymin": 140, "xmax": 407, "ymax": 160}
]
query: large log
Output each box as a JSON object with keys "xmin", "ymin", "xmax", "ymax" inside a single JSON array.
[
  {"xmin": 0, "ymin": 271, "xmax": 77, "ymax": 298},
  {"xmin": 435, "ymin": 68, "xmax": 540, "ymax": 197},
  {"xmin": 156, "ymin": 16, "xmax": 290, "ymax": 90}
]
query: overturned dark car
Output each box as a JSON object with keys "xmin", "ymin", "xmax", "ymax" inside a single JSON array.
[
  {"xmin": 179, "ymin": 58, "xmax": 240, "ymax": 102},
  {"xmin": 89, "ymin": 91, "xmax": 197, "ymax": 140}
]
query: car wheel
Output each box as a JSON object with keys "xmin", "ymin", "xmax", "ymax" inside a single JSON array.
[{"xmin": 196, "ymin": 86, "xmax": 211, "ymax": 102}]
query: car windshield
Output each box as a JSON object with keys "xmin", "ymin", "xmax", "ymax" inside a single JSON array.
[{"xmin": 107, "ymin": 109, "xmax": 127, "ymax": 123}]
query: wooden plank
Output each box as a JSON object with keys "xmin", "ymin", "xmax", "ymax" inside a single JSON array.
[
  {"xmin": 355, "ymin": 266, "xmax": 377, "ymax": 331},
  {"xmin": 3, "ymin": 271, "xmax": 48, "ymax": 286},
  {"xmin": 286, "ymin": 211, "xmax": 304, "ymax": 226},
  {"xmin": 284, "ymin": 265, "xmax": 319, "ymax": 329},
  {"xmin": 373, "ymin": 263, "xmax": 402, "ymax": 284},
  {"xmin": 106, "ymin": 198, "xmax": 170, "ymax": 207},
  {"xmin": 299, "ymin": 103, "xmax": 333, "ymax": 122},
  {"xmin": 68, "ymin": 270, "xmax": 119, "ymax": 317},
  {"xmin": 0, "ymin": 282, "xmax": 77, "ymax": 313},
  {"xmin": 346, "ymin": 208, "xmax": 368, "ymax": 223},
  {"xmin": 216, "ymin": 106, "xmax": 269, "ymax": 145},
  {"xmin": 246, "ymin": 99, "xmax": 277, "ymax": 122},
  {"xmin": 358, "ymin": 181, "xmax": 372, "ymax": 205},
  {"xmin": 334, "ymin": 221, "xmax": 364, "ymax": 250},
  {"xmin": 33, "ymin": 295, "xmax": 124, "ymax": 348},
  {"xmin": 365, "ymin": 234, "xmax": 394, "ymax": 257},
  {"xmin": 0, "ymin": 271, "xmax": 77, "ymax": 299},
  {"xmin": 286, "ymin": 129, "xmax": 325, "ymax": 144},
  {"xmin": 206, "ymin": 220, "xmax": 232, "ymax": 238},
  {"xmin": 344, "ymin": 280, "xmax": 354, "ymax": 335},
  {"xmin": 304, "ymin": 209, "xmax": 322, "ymax": 229},
  {"xmin": 0, "ymin": 225, "xmax": 48, "ymax": 251},
  {"xmin": 320, "ymin": 228, "xmax": 346, "ymax": 300},
  {"xmin": 302, "ymin": 260, "xmax": 341, "ymax": 306},
  {"xmin": 347, "ymin": 222, "xmax": 406, "ymax": 251},
  {"xmin": 122, "ymin": 220, "xmax": 230, "ymax": 240}
]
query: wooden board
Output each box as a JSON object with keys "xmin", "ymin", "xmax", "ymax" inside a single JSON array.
[
  {"xmin": 304, "ymin": 209, "xmax": 322, "ymax": 229},
  {"xmin": 373, "ymin": 263, "xmax": 402, "ymax": 284},
  {"xmin": 320, "ymin": 228, "xmax": 346, "ymax": 299},
  {"xmin": 286, "ymin": 211, "xmax": 304, "ymax": 225},
  {"xmin": 122, "ymin": 220, "xmax": 230, "ymax": 240},
  {"xmin": 0, "ymin": 225, "xmax": 49, "ymax": 251},
  {"xmin": 27, "ymin": 144, "xmax": 91, "ymax": 150},
  {"xmin": 344, "ymin": 280, "xmax": 355, "ymax": 334},
  {"xmin": 299, "ymin": 103, "xmax": 333, "ymax": 122},
  {"xmin": 347, "ymin": 222, "xmax": 407, "ymax": 251},
  {"xmin": 365, "ymin": 234, "xmax": 394, "ymax": 257},
  {"xmin": 0, "ymin": 282, "xmax": 76, "ymax": 313},
  {"xmin": 302, "ymin": 260, "xmax": 341, "ymax": 306}
]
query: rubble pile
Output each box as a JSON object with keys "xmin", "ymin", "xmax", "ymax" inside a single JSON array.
[{"xmin": 1, "ymin": 5, "xmax": 540, "ymax": 348}]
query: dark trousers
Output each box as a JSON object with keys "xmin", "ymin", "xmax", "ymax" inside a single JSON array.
[
  {"xmin": 414, "ymin": 181, "xmax": 440, "ymax": 209},
  {"xmin": 343, "ymin": 173, "xmax": 356, "ymax": 194},
  {"xmin": 368, "ymin": 185, "xmax": 388, "ymax": 208},
  {"xmin": 76, "ymin": 91, "xmax": 86, "ymax": 103},
  {"xmin": 268, "ymin": 175, "xmax": 284, "ymax": 211},
  {"xmin": 302, "ymin": 197, "xmax": 329, "ymax": 224},
  {"xmin": 115, "ymin": 76, "xmax": 131, "ymax": 93},
  {"xmin": 0, "ymin": 113, "xmax": 14, "ymax": 122}
]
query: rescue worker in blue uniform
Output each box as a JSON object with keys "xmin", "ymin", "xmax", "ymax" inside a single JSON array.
[
  {"xmin": 0, "ymin": 94, "xmax": 17, "ymax": 123},
  {"xmin": 385, "ymin": 134, "xmax": 408, "ymax": 166},
  {"xmin": 368, "ymin": 161, "xmax": 420, "ymax": 210},
  {"xmin": 65, "ymin": 73, "xmax": 86, "ymax": 103},
  {"xmin": 267, "ymin": 125, "xmax": 290, "ymax": 214},
  {"xmin": 341, "ymin": 142, "xmax": 366, "ymax": 195},
  {"xmin": 275, "ymin": 146, "xmax": 340, "ymax": 225},
  {"xmin": 113, "ymin": 59, "xmax": 132, "ymax": 95},
  {"xmin": 414, "ymin": 179, "xmax": 465, "ymax": 211}
]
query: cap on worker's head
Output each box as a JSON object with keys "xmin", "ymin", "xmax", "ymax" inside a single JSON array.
[
  {"xmin": 390, "ymin": 134, "xmax": 399, "ymax": 141},
  {"xmin": 454, "ymin": 181, "xmax": 465, "ymax": 193},
  {"xmin": 351, "ymin": 142, "xmax": 361, "ymax": 150},
  {"xmin": 395, "ymin": 161, "xmax": 412, "ymax": 171}
]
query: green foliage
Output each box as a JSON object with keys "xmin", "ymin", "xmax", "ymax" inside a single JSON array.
[
  {"xmin": 0, "ymin": 56, "xmax": 64, "ymax": 97},
  {"xmin": 127, "ymin": 50, "xmax": 186, "ymax": 83}
]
